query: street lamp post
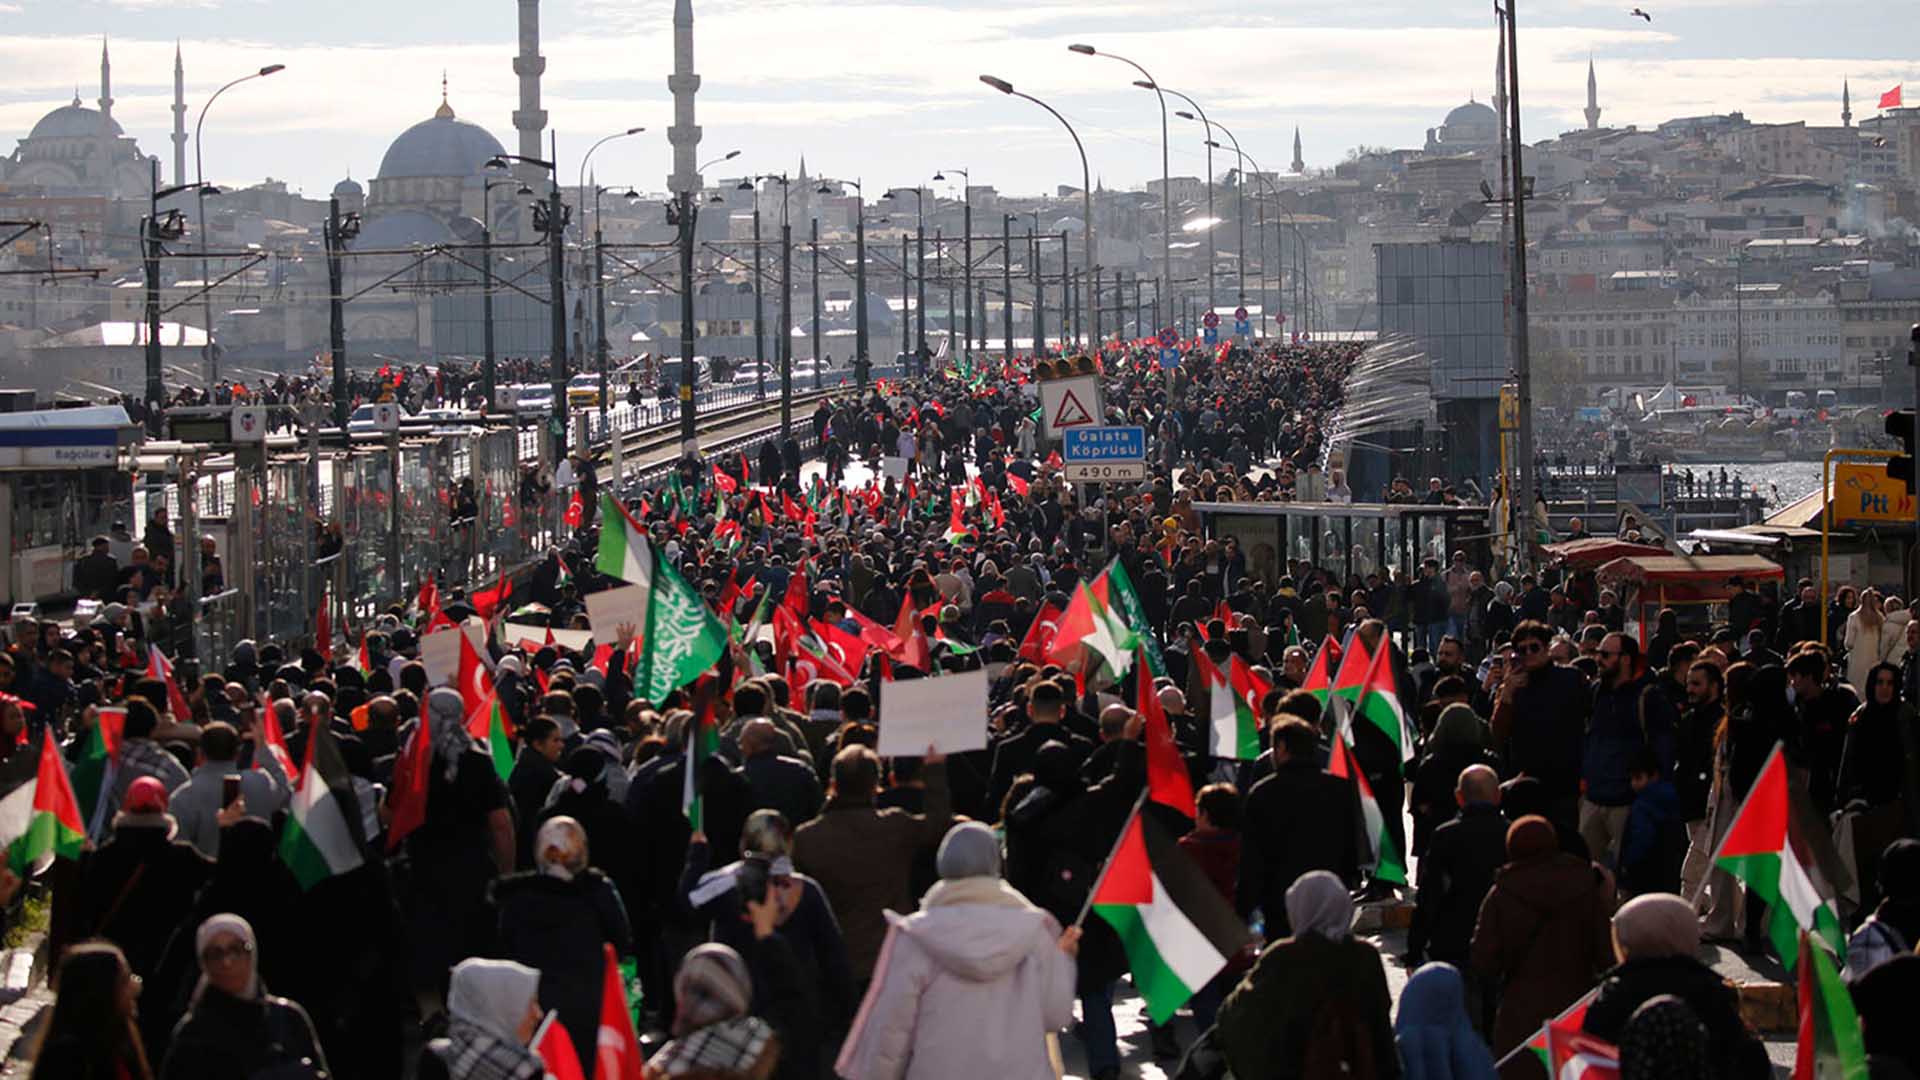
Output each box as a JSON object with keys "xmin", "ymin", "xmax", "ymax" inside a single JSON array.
[
  {"xmin": 816, "ymin": 177, "xmax": 871, "ymax": 392},
  {"xmin": 935, "ymin": 168, "xmax": 972, "ymax": 370},
  {"xmin": 884, "ymin": 187, "xmax": 927, "ymax": 375},
  {"xmin": 1157, "ymin": 91, "xmax": 1217, "ymax": 317},
  {"xmin": 576, "ymin": 127, "xmax": 646, "ymax": 432},
  {"xmin": 980, "ymin": 76, "xmax": 1097, "ymax": 349},
  {"xmin": 1070, "ymin": 45, "xmax": 1163, "ymax": 343},
  {"xmin": 1002, "ymin": 213, "xmax": 1014, "ymax": 363},
  {"xmin": 489, "ymin": 147, "xmax": 566, "ymax": 463},
  {"xmin": 143, "ymin": 162, "xmax": 210, "ymax": 436},
  {"xmin": 193, "ymin": 62, "xmax": 284, "ymax": 391},
  {"xmin": 479, "ymin": 170, "xmax": 534, "ymax": 413}
]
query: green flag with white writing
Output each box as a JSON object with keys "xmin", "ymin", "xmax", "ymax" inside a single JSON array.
[{"xmin": 634, "ymin": 549, "xmax": 728, "ymax": 705}]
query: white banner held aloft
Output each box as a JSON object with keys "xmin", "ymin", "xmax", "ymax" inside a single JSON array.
[
  {"xmin": 585, "ymin": 584, "xmax": 649, "ymax": 644},
  {"xmin": 876, "ymin": 667, "xmax": 990, "ymax": 757},
  {"xmin": 420, "ymin": 625, "xmax": 463, "ymax": 686}
]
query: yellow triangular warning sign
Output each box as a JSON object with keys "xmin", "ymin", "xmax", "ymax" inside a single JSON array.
[{"xmin": 1052, "ymin": 388, "xmax": 1093, "ymax": 428}]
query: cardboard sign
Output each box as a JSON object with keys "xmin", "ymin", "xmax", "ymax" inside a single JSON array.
[{"xmin": 876, "ymin": 668, "xmax": 989, "ymax": 756}]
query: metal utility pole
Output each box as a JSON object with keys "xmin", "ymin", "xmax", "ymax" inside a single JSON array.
[
  {"xmin": 546, "ymin": 178, "xmax": 568, "ymax": 453},
  {"xmin": 143, "ymin": 161, "xmax": 167, "ymax": 437},
  {"xmin": 854, "ymin": 184, "xmax": 869, "ymax": 392},
  {"xmin": 1504, "ymin": 0, "xmax": 1537, "ymax": 568},
  {"xmin": 1030, "ymin": 228, "xmax": 1044, "ymax": 355},
  {"xmin": 594, "ymin": 209, "xmax": 610, "ymax": 433},
  {"xmin": 1001, "ymin": 215, "xmax": 1013, "ymax": 363},
  {"xmin": 916, "ymin": 217, "xmax": 927, "ymax": 375},
  {"xmin": 326, "ymin": 196, "xmax": 350, "ymax": 431},
  {"xmin": 753, "ymin": 207, "xmax": 766, "ymax": 399},
  {"xmin": 810, "ymin": 217, "xmax": 821, "ymax": 391},
  {"xmin": 1059, "ymin": 232, "xmax": 1071, "ymax": 346},
  {"xmin": 1734, "ymin": 248, "xmax": 1745, "ymax": 401},
  {"xmin": 901, "ymin": 232, "xmax": 910, "ymax": 360},
  {"xmin": 780, "ymin": 213, "xmax": 792, "ymax": 436}
]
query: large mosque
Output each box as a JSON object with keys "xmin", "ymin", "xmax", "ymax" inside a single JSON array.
[{"xmin": 2, "ymin": 40, "xmax": 168, "ymax": 199}]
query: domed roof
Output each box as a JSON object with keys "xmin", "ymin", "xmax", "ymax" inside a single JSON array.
[
  {"xmin": 375, "ymin": 101, "xmax": 505, "ymax": 181},
  {"xmin": 1444, "ymin": 100, "xmax": 1498, "ymax": 128},
  {"xmin": 333, "ymin": 177, "xmax": 365, "ymax": 198},
  {"xmin": 30, "ymin": 100, "xmax": 123, "ymax": 141},
  {"xmin": 353, "ymin": 209, "xmax": 456, "ymax": 249}
]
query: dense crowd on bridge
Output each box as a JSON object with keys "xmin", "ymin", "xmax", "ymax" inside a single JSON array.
[{"xmin": 3, "ymin": 339, "xmax": 1916, "ymax": 1080}]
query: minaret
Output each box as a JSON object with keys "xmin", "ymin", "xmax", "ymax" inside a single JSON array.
[
  {"xmin": 172, "ymin": 42, "xmax": 188, "ymax": 187},
  {"xmin": 1842, "ymin": 80, "xmax": 1853, "ymax": 128},
  {"xmin": 513, "ymin": 0, "xmax": 548, "ymax": 185},
  {"xmin": 667, "ymin": 0, "xmax": 702, "ymax": 197},
  {"xmin": 1584, "ymin": 57, "xmax": 1602, "ymax": 131},
  {"xmin": 1493, "ymin": 31, "xmax": 1507, "ymax": 125},
  {"xmin": 1291, "ymin": 126, "xmax": 1304, "ymax": 173},
  {"xmin": 96, "ymin": 37, "xmax": 115, "ymax": 191}
]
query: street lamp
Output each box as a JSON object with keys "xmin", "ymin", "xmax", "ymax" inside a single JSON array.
[
  {"xmin": 489, "ymin": 149, "xmax": 568, "ymax": 460},
  {"xmin": 934, "ymin": 168, "xmax": 975, "ymax": 368},
  {"xmin": 817, "ymin": 177, "xmax": 871, "ymax": 392},
  {"xmin": 883, "ymin": 185, "xmax": 927, "ymax": 373},
  {"xmin": 193, "ymin": 62, "xmax": 284, "ymax": 390},
  {"xmin": 979, "ymin": 75, "xmax": 1097, "ymax": 350},
  {"xmin": 745, "ymin": 173, "xmax": 795, "ymax": 431},
  {"xmin": 479, "ymin": 167, "xmax": 536, "ymax": 412},
  {"xmin": 1069, "ymin": 44, "xmax": 1163, "ymax": 344},
  {"xmin": 143, "ymin": 163, "xmax": 217, "ymax": 435},
  {"xmin": 1161, "ymin": 91, "xmax": 1219, "ymax": 318}
]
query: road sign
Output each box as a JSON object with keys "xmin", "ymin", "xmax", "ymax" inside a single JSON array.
[
  {"xmin": 1233, "ymin": 319, "xmax": 1251, "ymax": 337},
  {"xmin": 1203, "ymin": 326, "xmax": 1219, "ymax": 345},
  {"xmin": 1064, "ymin": 461, "xmax": 1148, "ymax": 483},
  {"xmin": 1202, "ymin": 311, "xmax": 1220, "ymax": 329},
  {"xmin": 229, "ymin": 406, "xmax": 266, "ymax": 443},
  {"xmin": 1158, "ymin": 347, "xmax": 1181, "ymax": 370},
  {"xmin": 492, "ymin": 386, "xmax": 516, "ymax": 412},
  {"xmin": 1234, "ymin": 305, "xmax": 1248, "ymax": 322},
  {"xmin": 1835, "ymin": 461, "xmax": 1915, "ymax": 525},
  {"xmin": 1037, "ymin": 373, "xmax": 1103, "ymax": 441},
  {"xmin": 1063, "ymin": 425, "xmax": 1146, "ymax": 464},
  {"xmin": 1158, "ymin": 326, "xmax": 1179, "ymax": 348},
  {"xmin": 370, "ymin": 402, "xmax": 402, "ymax": 432}
]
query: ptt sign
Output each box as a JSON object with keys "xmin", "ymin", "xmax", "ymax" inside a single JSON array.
[{"xmin": 1834, "ymin": 462, "xmax": 1915, "ymax": 524}]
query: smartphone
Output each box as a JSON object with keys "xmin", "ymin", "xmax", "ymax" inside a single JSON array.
[{"xmin": 221, "ymin": 774, "xmax": 243, "ymax": 808}]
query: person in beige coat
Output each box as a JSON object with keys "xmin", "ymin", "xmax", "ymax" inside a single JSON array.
[{"xmin": 834, "ymin": 823, "xmax": 1079, "ymax": 1080}]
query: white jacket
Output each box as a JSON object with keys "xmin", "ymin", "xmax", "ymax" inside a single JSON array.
[{"xmin": 835, "ymin": 877, "xmax": 1075, "ymax": 1080}]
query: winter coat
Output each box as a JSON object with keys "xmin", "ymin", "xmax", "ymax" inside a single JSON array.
[
  {"xmin": 1408, "ymin": 804, "xmax": 1508, "ymax": 968},
  {"xmin": 1585, "ymin": 674, "xmax": 1677, "ymax": 807},
  {"xmin": 741, "ymin": 751, "xmax": 824, "ymax": 827},
  {"xmin": 835, "ymin": 876, "xmax": 1075, "ymax": 1080},
  {"xmin": 68, "ymin": 823, "xmax": 213, "ymax": 985},
  {"xmin": 791, "ymin": 763, "xmax": 952, "ymax": 982},
  {"xmin": 1580, "ymin": 955, "xmax": 1769, "ymax": 1080},
  {"xmin": 1216, "ymin": 931, "xmax": 1401, "ymax": 1080},
  {"xmin": 490, "ymin": 870, "xmax": 633, "ymax": 1078},
  {"xmin": 1495, "ymin": 665, "xmax": 1589, "ymax": 803},
  {"xmin": 1618, "ymin": 779, "xmax": 1687, "ymax": 896},
  {"xmin": 1470, "ymin": 851, "xmax": 1615, "ymax": 1069},
  {"xmin": 160, "ymin": 986, "xmax": 330, "ymax": 1080},
  {"xmin": 1237, "ymin": 759, "xmax": 1362, "ymax": 933}
]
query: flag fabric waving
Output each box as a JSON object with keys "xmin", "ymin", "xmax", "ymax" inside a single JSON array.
[
  {"xmin": 1137, "ymin": 650, "xmax": 1196, "ymax": 818},
  {"xmin": 1016, "ymin": 602, "xmax": 1063, "ymax": 666},
  {"xmin": 1329, "ymin": 635, "xmax": 1372, "ymax": 704},
  {"xmin": 1103, "ymin": 559, "xmax": 1167, "ymax": 677},
  {"xmin": 385, "ymin": 693, "xmax": 431, "ymax": 851},
  {"xmin": 1357, "ymin": 640, "xmax": 1413, "ymax": 763},
  {"xmin": 0, "ymin": 730, "xmax": 85, "ymax": 876},
  {"xmin": 563, "ymin": 489, "xmax": 584, "ymax": 528},
  {"xmin": 634, "ymin": 548, "xmax": 728, "ymax": 705},
  {"xmin": 1794, "ymin": 931, "xmax": 1868, "ymax": 1080},
  {"xmin": 1515, "ymin": 986, "xmax": 1600, "ymax": 1073},
  {"xmin": 1089, "ymin": 804, "xmax": 1251, "ymax": 1024},
  {"xmin": 146, "ymin": 645, "xmax": 193, "ymax": 725},
  {"xmin": 1195, "ymin": 651, "xmax": 1259, "ymax": 761},
  {"xmin": 1545, "ymin": 1016, "xmax": 1619, "ymax": 1080},
  {"xmin": 532, "ymin": 1013, "xmax": 587, "ymax": 1080},
  {"xmin": 596, "ymin": 495, "xmax": 654, "ymax": 587},
  {"xmin": 1050, "ymin": 580, "xmax": 1137, "ymax": 680},
  {"xmin": 1300, "ymin": 636, "xmax": 1339, "ymax": 701},
  {"xmin": 1328, "ymin": 715, "xmax": 1406, "ymax": 884},
  {"xmin": 1880, "ymin": 84, "xmax": 1903, "ymax": 109},
  {"xmin": 596, "ymin": 943, "xmax": 646, "ymax": 1080},
  {"xmin": 684, "ymin": 675, "xmax": 723, "ymax": 829},
  {"xmin": 277, "ymin": 726, "xmax": 367, "ymax": 890},
  {"xmin": 70, "ymin": 706, "xmax": 125, "ymax": 839},
  {"xmin": 1711, "ymin": 743, "xmax": 1845, "ymax": 965},
  {"xmin": 468, "ymin": 691, "xmax": 515, "ymax": 784}
]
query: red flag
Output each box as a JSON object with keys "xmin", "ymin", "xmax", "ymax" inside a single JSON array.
[
  {"xmin": 739, "ymin": 451, "xmax": 752, "ymax": 488},
  {"xmin": 809, "ymin": 617, "xmax": 871, "ymax": 672},
  {"xmin": 892, "ymin": 593, "xmax": 934, "ymax": 671},
  {"xmin": 1880, "ymin": 84, "xmax": 1903, "ymax": 109},
  {"xmin": 416, "ymin": 576, "xmax": 439, "ymax": 619},
  {"xmin": 532, "ymin": 1012, "xmax": 587, "ymax": 1080},
  {"xmin": 1016, "ymin": 601, "xmax": 1063, "ymax": 665},
  {"xmin": 146, "ymin": 645, "xmax": 194, "ymax": 726},
  {"xmin": 314, "ymin": 590, "xmax": 331, "ymax": 660},
  {"xmin": 1137, "ymin": 647, "xmax": 1195, "ymax": 817},
  {"xmin": 781, "ymin": 490, "xmax": 808, "ymax": 523},
  {"xmin": 1213, "ymin": 599, "xmax": 1233, "ymax": 631},
  {"xmin": 469, "ymin": 575, "xmax": 511, "ymax": 622},
  {"xmin": 716, "ymin": 567, "xmax": 742, "ymax": 621},
  {"xmin": 1045, "ymin": 450, "xmax": 1064, "ymax": 471},
  {"xmin": 846, "ymin": 607, "xmax": 904, "ymax": 656},
  {"xmin": 789, "ymin": 637, "xmax": 856, "ymax": 689},
  {"xmin": 782, "ymin": 565, "xmax": 810, "ymax": 620},
  {"xmin": 386, "ymin": 692, "xmax": 431, "ymax": 850},
  {"xmin": 770, "ymin": 602, "xmax": 805, "ymax": 663},
  {"xmin": 457, "ymin": 633, "xmax": 495, "ymax": 726},
  {"xmin": 1006, "ymin": 473, "xmax": 1029, "ymax": 497},
  {"xmin": 563, "ymin": 490, "xmax": 584, "ymax": 528},
  {"xmin": 595, "ymin": 944, "xmax": 645, "ymax": 1080},
  {"xmin": 711, "ymin": 463, "xmax": 737, "ymax": 495},
  {"xmin": 256, "ymin": 696, "xmax": 300, "ymax": 791}
]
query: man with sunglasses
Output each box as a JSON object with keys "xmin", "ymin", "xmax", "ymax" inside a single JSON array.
[
  {"xmin": 1583, "ymin": 633, "xmax": 1677, "ymax": 866},
  {"xmin": 1492, "ymin": 620, "xmax": 1589, "ymax": 827}
]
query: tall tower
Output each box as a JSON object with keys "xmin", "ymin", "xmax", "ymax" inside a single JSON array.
[
  {"xmin": 1584, "ymin": 57, "xmax": 1602, "ymax": 131},
  {"xmin": 96, "ymin": 38, "xmax": 115, "ymax": 190},
  {"xmin": 1291, "ymin": 126, "xmax": 1304, "ymax": 173},
  {"xmin": 1493, "ymin": 30, "xmax": 1507, "ymax": 124},
  {"xmin": 172, "ymin": 42, "xmax": 188, "ymax": 187},
  {"xmin": 513, "ymin": 0, "xmax": 547, "ymax": 183},
  {"xmin": 1842, "ymin": 80, "xmax": 1853, "ymax": 128},
  {"xmin": 667, "ymin": 0, "xmax": 702, "ymax": 197}
]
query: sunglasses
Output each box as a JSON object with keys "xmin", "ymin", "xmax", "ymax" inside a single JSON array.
[
  {"xmin": 1516, "ymin": 641, "xmax": 1546, "ymax": 655},
  {"xmin": 202, "ymin": 940, "xmax": 254, "ymax": 965}
]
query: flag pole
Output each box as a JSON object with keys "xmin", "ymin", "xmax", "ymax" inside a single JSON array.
[
  {"xmin": 1072, "ymin": 788, "xmax": 1149, "ymax": 929},
  {"xmin": 1687, "ymin": 740, "xmax": 1785, "ymax": 909}
]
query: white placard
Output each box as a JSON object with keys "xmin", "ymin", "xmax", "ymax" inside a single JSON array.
[
  {"xmin": 585, "ymin": 584, "xmax": 649, "ymax": 642},
  {"xmin": 550, "ymin": 627, "xmax": 594, "ymax": 652},
  {"xmin": 881, "ymin": 456, "xmax": 908, "ymax": 482},
  {"xmin": 876, "ymin": 667, "xmax": 990, "ymax": 757},
  {"xmin": 420, "ymin": 625, "xmax": 463, "ymax": 686}
]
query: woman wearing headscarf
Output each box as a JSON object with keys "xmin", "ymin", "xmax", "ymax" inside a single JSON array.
[
  {"xmin": 540, "ymin": 744, "xmax": 649, "ymax": 916},
  {"xmin": 835, "ymin": 822, "xmax": 1079, "ymax": 1080},
  {"xmin": 1579, "ymin": 894, "xmax": 1767, "ymax": 1080},
  {"xmin": 1837, "ymin": 665, "xmax": 1920, "ymax": 881},
  {"xmin": 646, "ymin": 944, "xmax": 782, "ymax": 1080},
  {"xmin": 1411, "ymin": 703, "xmax": 1502, "ymax": 858},
  {"xmin": 1394, "ymin": 962, "xmax": 1497, "ymax": 1080},
  {"xmin": 417, "ymin": 958, "xmax": 546, "ymax": 1080},
  {"xmin": 490, "ymin": 815, "xmax": 632, "ymax": 1079},
  {"xmin": 30, "ymin": 942, "xmax": 152, "ymax": 1080},
  {"xmin": 1216, "ymin": 870, "xmax": 1399, "ymax": 1079},
  {"xmin": 1845, "ymin": 589, "xmax": 1892, "ymax": 695},
  {"xmin": 1470, "ymin": 816, "xmax": 1614, "ymax": 1077},
  {"xmin": 159, "ymin": 914, "xmax": 329, "ymax": 1080},
  {"xmin": 1617, "ymin": 996, "xmax": 1712, "ymax": 1080}
]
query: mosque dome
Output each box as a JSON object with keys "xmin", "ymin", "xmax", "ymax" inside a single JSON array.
[
  {"xmin": 332, "ymin": 177, "xmax": 365, "ymax": 198},
  {"xmin": 29, "ymin": 100, "xmax": 123, "ymax": 140},
  {"xmin": 1444, "ymin": 101, "xmax": 1498, "ymax": 129},
  {"xmin": 352, "ymin": 209, "xmax": 457, "ymax": 249},
  {"xmin": 375, "ymin": 98, "xmax": 506, "ymax": 182}
]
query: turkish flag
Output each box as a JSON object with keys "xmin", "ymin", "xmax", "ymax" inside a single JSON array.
[
  {"xmin": 385, "ymin": 692, "xmax": 431, "ymax": 850},
  {"xmin": 532, "ymin": 1012, "xmax": 586, "ymax": 1080},
  {"xmin": 808, "ymin": 617, "xmax": 871, "ymax": 672},
  {"xmin": 1881, "ymin": 84, "xmax": 1903, "ymax": 109},
  {"xmin": 1016, "ymin": 602, "xmax": 1063, "ymax": 665},
  {"xmin": 1006, "ymin": 473, "xmax": 1029, "ymax": 497},
  {"xmin": 457, "ymin": 633, "xmax": 494, "ymax": 727},
  {"xmin": 563, "ymin": 490, "xmax": 584, "ymax": 528},
  {"xmin": 712, "ymin": 464, "xmax": 737, "ymax": 494},
  {"xmin": 595, "ymin": 944, "xmax": 645, "ymax": 1080},
  {"xmin": 789, "ymin": 638, "xmax": 856, "ymax": 689}
]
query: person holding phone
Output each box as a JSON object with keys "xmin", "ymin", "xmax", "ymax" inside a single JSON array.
[{"xmin": 168, "ymin": 722, "xmax": 289, "ymax": 858}]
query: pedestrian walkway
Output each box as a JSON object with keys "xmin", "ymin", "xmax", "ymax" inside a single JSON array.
[{"xmin": 0, "ymin": 937, "xmax": 49, "ymax": 1073}]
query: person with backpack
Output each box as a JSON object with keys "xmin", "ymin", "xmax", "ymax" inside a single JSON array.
[
  {"xmin": 1215, "ymin": 871, "xmax": 1400, "ymax": 1079},
  {"xmin": 1845, "ymin": 838, "xmax": 1920, "ymax": 983}
]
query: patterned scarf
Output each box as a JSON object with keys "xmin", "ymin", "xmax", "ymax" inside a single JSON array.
[
  {"xmin": 647, "ymin": 1016, "xmax": 776, "ymax": 1077},
  {"xmin": 443, "ymin": 1018, "xmax": 545, "ymax": 1080}
]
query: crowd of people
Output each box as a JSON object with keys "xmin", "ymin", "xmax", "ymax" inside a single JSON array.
[{"xmin": 5, "ymin": 339, "xmax": 1917, "ymax": 1080}]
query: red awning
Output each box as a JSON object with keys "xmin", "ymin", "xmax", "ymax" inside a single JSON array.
[
  {"xmin": 1542, "ymin": 537, "xmax": 1668, "ymax": 570},
  {"xmin": 1596, "ymin": 554, "xmax": 1784, "ymax": 606}
]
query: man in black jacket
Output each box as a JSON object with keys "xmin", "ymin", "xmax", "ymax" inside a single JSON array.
[
  {"xmin": 1236, "ymin": 717, "xmax": 1360, "ymax": 936},
  {"xmin": 739, "ymin": 718, "xmax": 824, "ymax": 826},
  {"xmin": 1492, "ymin": 619, "xmax": 1590, "ymax": 825},
  {"xmin": 986, "ymin": 679, "xmax": 1092, "ymax": 818},
  {"xmin": 1406, "ymin": 764, "xmax": 1507, "ymax": 1034}
]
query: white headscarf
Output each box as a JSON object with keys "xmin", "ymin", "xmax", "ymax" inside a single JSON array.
[
  {"xmin": 194, "ymin": 912, "xmax": 261, "ymax": 1001},
  {"xmin": 448, "ymin": 957, "xmax": 541, "ymax": 1044},
  {"xmin": 1285, "ymin": 870, "xmax": 1355, "ymax": 941},
  {"xmin": 534, "ymin": 816, "xmax": 589, "ymax": 882}
]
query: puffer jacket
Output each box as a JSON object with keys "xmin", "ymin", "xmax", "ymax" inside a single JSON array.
[{"xmin": 834, "ymin": 876, "xmax": 1075, "ymax": 1080}]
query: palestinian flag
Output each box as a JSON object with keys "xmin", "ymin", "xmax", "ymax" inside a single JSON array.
[
  {"xmin": 1300, "ymin": 636, "xmax": 1338, "ymax": 702},
  {"xmin": 554, "ymin": 554, "xmax": 574, "ymax": 591},
  {"xmin": 355, "ymin": 633, "xmax": 374, "ymax": 677},
  {"xmin": 596, "ymin": 495, "xmax": 654, "ymax": 587},
  {"xmin": 1545, "ymin": 1017, "xmax": 1619, "ymax": 1080},
  {"xmin": 1357, "ymin": 640, "xmax": 1413, "ymax": 763},
  {"xmin": 468, "ymin": 692, "xmax": 515, "ymax": 783},
  {"xmin": 0, "ymin": 730, "xmax": 85, "ymax": 876},
  {"xmin": 1328, "ymin": 716, "xmax": 1406, "ymax": 884},
  {"xmin": 1194, "ymin": 651, "xmax": 1258, "ymax": 761},
  {"xmin": 684, "ymin": 676, "xmax": 722, "ymax": 829},
  {"xmin": 1711, "ymin": 743, "xmax": 1845, "ymax": 965},
  {"xmin": 1329, "ymin": 635, "xmax": 1371, "ymax": 705},
  {"xmin": 634, "ymin": 548, "xmax": 727, "ymax": 705},
  {"xmin": 278, "ymin": 726, "xmax": 367, "ymax": 890},
  {"xmin": 1049, "ymin": 579, "xmax": 1137, "ymax": 680},
  {"xmin": 147, "ymin": 645, "xmax": 193, "ymax": 725},
  {"xmin": 1090, "ymin": 806, "xmax": 1251, "ymax": 1025},
  {"xmin": 1794, "ymin": 931, "xmax": 1868, "ymax": 1080},
  {"xmin": 1520, "ymin": 986, "xmax": 1600, "ymax": 1072},
  {"xmin": 70, "ymin": 706, "xmax": 124, "ymax": 838}
]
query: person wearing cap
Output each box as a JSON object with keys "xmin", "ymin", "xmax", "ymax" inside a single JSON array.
[
  {"xmin": 73, "ymin": 536, "xmax": 120, "ymax": 601},
  {"xmin": 836, "ymin": 822, "xmax": 1079, "ymax": 1080}
]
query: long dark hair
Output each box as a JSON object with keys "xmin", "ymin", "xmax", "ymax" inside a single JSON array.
[{"xmin": 31, "ymin": 942, "xmax": 151, "ymax": 1080}]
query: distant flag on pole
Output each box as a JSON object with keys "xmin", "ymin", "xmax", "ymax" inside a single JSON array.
[{"xmin": 1880, "ymin": 84, "xmax": 1903, "ymax": 109}]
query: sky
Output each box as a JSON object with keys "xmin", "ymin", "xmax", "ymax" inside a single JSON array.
[{"xmin": 0, "ymin": 0, "xmax": 1911, "ymax": 202}]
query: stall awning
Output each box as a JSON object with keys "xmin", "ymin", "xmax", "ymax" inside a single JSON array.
[
  {"xmin": 1542, "ymin": 537, "xmax": 1668, "ymax": 569},
  {"xmin": 1596, "ymin": 554, "xmax": 1784, "ymax": 605}
]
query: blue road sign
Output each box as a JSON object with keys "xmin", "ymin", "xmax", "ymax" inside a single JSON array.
[
  {"xmin": 1234, "ymin": 319, "xmax": 1251, "ymax": 336},
  {"xmin": 1158, "ymin": 347, "xmax": 1181, "ymax": 370},
  {"xmin": 1062, "ymin": 425, "xmax": 1147, "ymax": 463},
  {"xmin": 1203, "ymin": 326, "xmax": 1219, "ymax": 345}
]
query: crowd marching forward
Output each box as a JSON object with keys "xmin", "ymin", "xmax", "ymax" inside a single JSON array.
[{"xmin": 2, "ymin": 339, "xmax": 1915, "ymax": 1080}]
